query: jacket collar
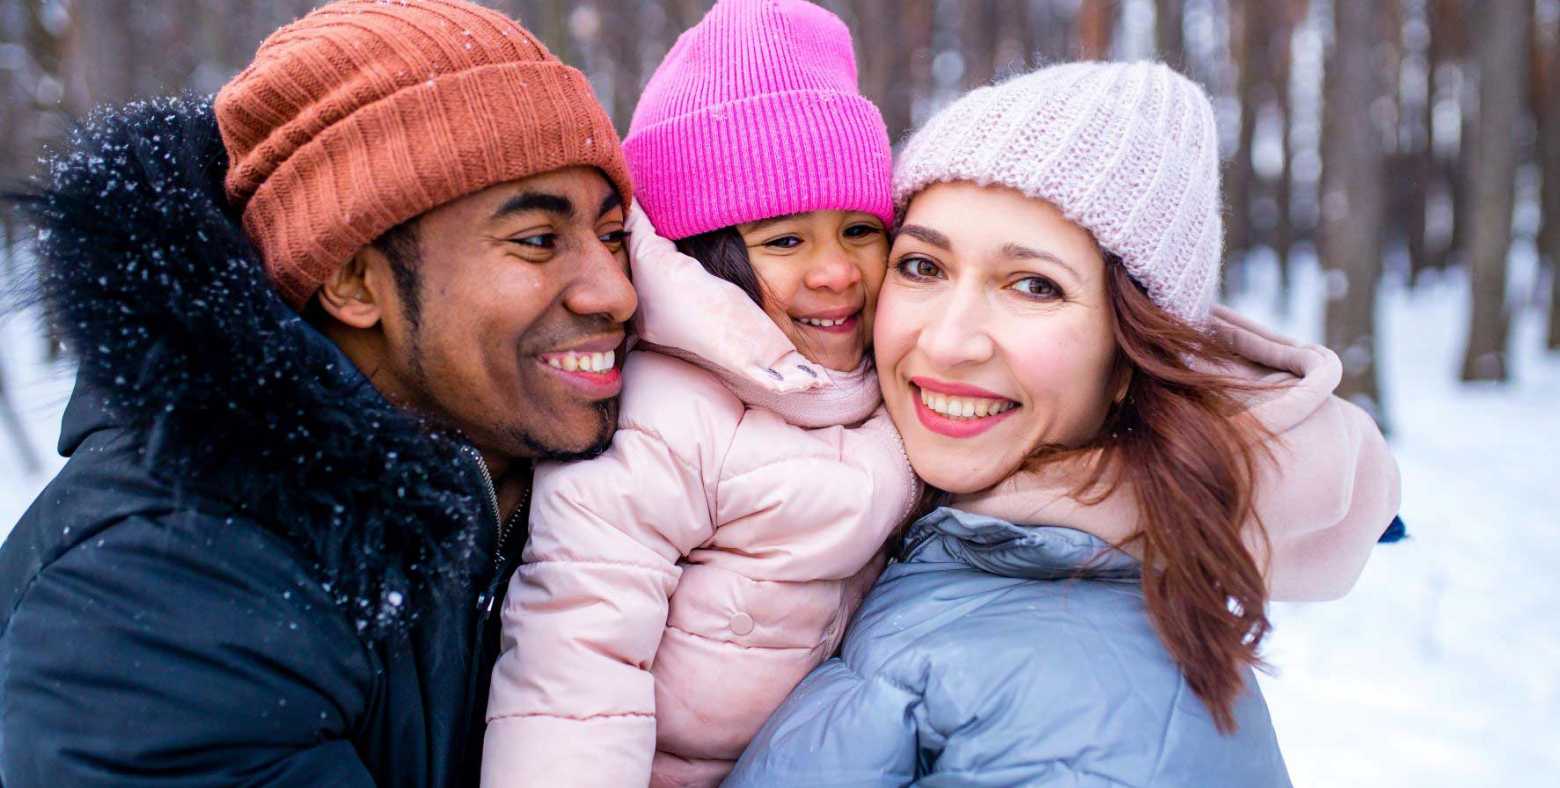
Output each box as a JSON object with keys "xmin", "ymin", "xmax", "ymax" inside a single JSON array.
[{"xmin": 901, "ymin": 507, "xmax": 1139, "ymax": 581}]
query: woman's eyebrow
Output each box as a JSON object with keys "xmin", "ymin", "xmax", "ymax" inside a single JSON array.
[
  {"xmin": 898, "ymin": 224, "xmax": 951, "ymax": 250},
  {"xmin": 1001, "ymin": 242, "xmax": 1081, "ymax": 280}
]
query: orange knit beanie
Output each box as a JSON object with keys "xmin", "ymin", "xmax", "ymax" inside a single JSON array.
[{"xmin": 215, "ymin": 0, "xmax": 631, "ymax": 308}]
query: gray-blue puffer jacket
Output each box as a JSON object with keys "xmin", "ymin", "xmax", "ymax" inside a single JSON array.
[{"xmin": 725, "ymin": 507, "xmax": 1291, "ymax": 787}]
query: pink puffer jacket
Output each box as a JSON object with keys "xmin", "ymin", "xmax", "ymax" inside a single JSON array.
[{"xmin": 481, "ymin": 206, "xmax": 921, "ymax": 787}]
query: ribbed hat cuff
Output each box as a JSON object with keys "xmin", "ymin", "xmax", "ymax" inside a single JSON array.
[
  {"xmin": 240, "ymin": 61, "xmax": 630, "ymax": 307},
  {"xmin": 623, "ymin": 90, "xmax": 893, "ymax": 240}
]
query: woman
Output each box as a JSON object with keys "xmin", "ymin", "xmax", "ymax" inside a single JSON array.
[{"xmin": 726, "ymin": 62, "xmax": 1399, "ymax": 786}]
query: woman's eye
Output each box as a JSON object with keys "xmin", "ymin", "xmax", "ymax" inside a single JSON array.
[
  {"xmin": 764, "ymin": 235, "xmax": 802, "ymax": 250},
  {"xmin": 510, "ymin": 234, "xmax": 556, "ymax": 250},
  {"xmin": 599, "ymin": 229, "xmax": 629, "ymax": 249},
  {"xmin": 1013, "ymin": 276, "xmax": 1062, "ymax": 299},
  {"xmin": 844, "ymin": 223, "xmax": 883, "ymax": 239},
  {"xmin": 895, "ymin": 256, "xmax": 942, "ymax": 279}
]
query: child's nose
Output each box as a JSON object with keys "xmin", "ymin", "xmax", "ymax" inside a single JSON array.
[{"xmin": 803, "ymin": 255, "xmax": 861, "ymax": 293}]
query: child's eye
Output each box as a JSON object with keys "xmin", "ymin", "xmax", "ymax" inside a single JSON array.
[
  {"xmin": 1012, "ymin": 276, "xmax": 1062, "ymax": 300},
  {"xmin": 764, "ymin": 235, "xmax": 802, "ymax": 250},
  {"xmin": 843, "ymin": 223, "xmax": 883, "ymax": 239},
  {"xmin": 895, "ymin": 256, "xmax": 942, "ymax": 280}
]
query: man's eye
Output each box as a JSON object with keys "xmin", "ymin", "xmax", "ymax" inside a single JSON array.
[
  {"xmin": 844, "ymin": 224, "xmax": 883, "ymax": 239},
  {"xmin": 600, "ymin": 230, "xmax": 629, "ymax": 247},
  {"xmin": 1013, "ymin": 276, "xmax": 1062, "ymax": 299},
  {"xmin": 895, "ymin": 256, "xmax": 941, "ymax": 279},
  {"xmin": 764, "ymin": 235, "xmax": 802, "ymax": 250},
  {"xmin": 510, "ymin": 234, "xmax": 556, "ymax": 249}
]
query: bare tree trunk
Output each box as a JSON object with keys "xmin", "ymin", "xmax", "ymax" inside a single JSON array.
[
  {"xmin": 1407, "ymin": 0, "xmax": 1440, "ymax": 284},
  {"xmin": 1322, "ymin": 0, "xmax": 1389, "ymax": 428},
  {"xmin": 1156, "ymin": 0, "xmax": 1186, "ymax": 69},
  {"xmin": 1225, "ymin": 1, "xmax": 1263, "ymax": 294},
  {"xmin": 854, "ymin": 0, "xmax": 931, "ymax": 144},
  {"xmin": 1537, "ymin": 12, "xmax": 1560, "ymax": 349},
  {"xmin": 0, "ymin": 363, "xmax": 42, "ymax": 475},
  {"xmin": 1427, "ymin": 0, "xmax": 1467, "ymax": 274},
  {"xmin": 1459, "ymin": 0, "xmax": 1529, "ymax": 382},
  {"xmin": 1077, "ymin": 0, "xmax": 1115, "ymax": 60},
  {"xmin": 603, "ymin": 0, "xmax": 643, "ymax": 135},
  {"xmin": 1274, "ymin": 0, "xmax": 1305, "ymax": 310},
  {"xmin": 961, "ymin": 0, "xmax": 999, "ymax": 89},
  {"xmin": 24, "ymin": 0, "xmax": 83, "ymax": 362}
]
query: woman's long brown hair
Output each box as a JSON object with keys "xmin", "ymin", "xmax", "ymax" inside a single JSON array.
[{"xmin": 1061, "ymin": 260, "xmax": 1276, "ymax": 734}]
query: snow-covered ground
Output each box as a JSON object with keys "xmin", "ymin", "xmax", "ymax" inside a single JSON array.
[
  {"xmin": 2, "ymin": 252, "xmax": 1557, "ymax": 786},
  {"xmin": 1232, "ymin": 250, "xmax": 1560, "ymax": 788}
]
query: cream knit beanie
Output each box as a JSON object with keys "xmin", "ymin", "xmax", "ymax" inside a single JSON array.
[{"xmin": 894, "ymin": 61, "xmax": 1223, "ymax": 324}]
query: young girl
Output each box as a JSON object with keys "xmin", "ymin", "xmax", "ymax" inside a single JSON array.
[
  {"xmin": 481, "ymin": 1, "xmax": 918, "ymax": 785},
  {"xmin": 727, "ymin": 62, "xmax": 1400, "ymax": 785}
]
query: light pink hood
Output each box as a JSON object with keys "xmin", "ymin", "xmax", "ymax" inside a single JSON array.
[
  {"xmin": 482, "ymin": 205, "xmax": 919, "ymax": 788},
  {"xmin": 955, "ymin": 305, "xmax": 1401, "ymax": 601},
  {"xmin": 627, "ymin": 205, "xmax": 881, "ymax": 427}
]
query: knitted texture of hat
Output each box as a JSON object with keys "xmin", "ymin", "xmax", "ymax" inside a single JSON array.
[
  {"xmin": 894, "ymin": 61, "xmax": 1223, "ymax": 324},
  {"xmin": 623, "ymin": 0, "xmax": 893, "ymax": 241},
  {"xmin": 216, "ymin": 0, "xmax": 631, "ymax": 308}
]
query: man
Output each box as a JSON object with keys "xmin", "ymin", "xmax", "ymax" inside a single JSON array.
[{"xmin": 0, "ymin": 1, "xmax": 635, "ymax": 784}]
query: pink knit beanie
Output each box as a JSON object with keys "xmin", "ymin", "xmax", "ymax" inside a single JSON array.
[
  {"xmin": 894, "ymin": 61, "xmax": 1224, "ymax": 325},
  {"xmin": 623, "ymin": 0, "xmax": 893, "ymax": 240}
]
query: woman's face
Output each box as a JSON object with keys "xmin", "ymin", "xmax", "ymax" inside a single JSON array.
[
  {"xmin": 874, "ymin": 182, "xmax": 1123, "ymax": 494},
  {"xmin": 736, "ymin": 210, "xmax": 889, "ymax": 372}
]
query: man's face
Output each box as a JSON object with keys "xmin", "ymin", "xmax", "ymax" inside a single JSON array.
[{"xmin": 370, "ymin": 166, "xmax": 636, "ymax": 462}]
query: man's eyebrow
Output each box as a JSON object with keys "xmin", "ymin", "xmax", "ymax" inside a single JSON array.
[
  {"xmin": 491, "ymin": 191, "xmax": 574, "ymax": 221},
  {"xmin": 898, "ymin": 224, "xmax": 952, "ymax": 250},
  {"xmin": 1001, "ymin": 242, "xmax": 1082, "ymax": 280},
  {"xmin": 598, "ymin": 191, "xmax": 623, "ymax": 219}
]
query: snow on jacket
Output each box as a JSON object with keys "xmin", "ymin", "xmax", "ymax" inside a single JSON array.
[
  {"xmin": 481, "ymin": 205, "xmax": 921, "ymax": 787},
  {"xmin": 0, "ymin": 99, "xmax": 514, "ymax": 788},
  {"xmin": 726, "ymin": 507, "xmax": 1293, "ymax": 787},
  {"xmin": 953, "ymin": 305, "xmax": 1402, "ymax": 602}
]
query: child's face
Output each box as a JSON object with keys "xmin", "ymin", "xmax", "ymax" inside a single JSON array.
[{"xmin": 735, "ymin": 210, "xmax": 889, "ymax": 372}]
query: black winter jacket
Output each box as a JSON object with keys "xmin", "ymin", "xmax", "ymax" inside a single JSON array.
[{"xmin": 0, "ymin": 98, "xmax": 523, "ymax": 787}]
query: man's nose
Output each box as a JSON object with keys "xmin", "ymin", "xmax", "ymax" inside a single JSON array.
[{"xmin": 565, "ymin": 244, "xmax": 637, "ymax": 324}]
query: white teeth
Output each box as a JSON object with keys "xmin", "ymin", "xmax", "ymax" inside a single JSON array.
[
  {"xmin": 798, "ymin": 316, "xmax": 849, "ymax": 328},
  {"xmin": 919, "ymin": 387, "xmax": 1015, "ymax": 420},
  {"xmin": 546, "ymin": 350, "xmax": 616, "ymax": 373}
]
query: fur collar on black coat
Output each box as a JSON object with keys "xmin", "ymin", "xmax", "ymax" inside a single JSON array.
[{"xmin": 8, "ymin": 96, "xmax": 488, "ymax": 638}]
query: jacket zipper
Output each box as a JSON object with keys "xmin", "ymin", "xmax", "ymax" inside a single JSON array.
[{"xmin": 462, "ymin": 444, "xmax": 527, "ymax": 614}]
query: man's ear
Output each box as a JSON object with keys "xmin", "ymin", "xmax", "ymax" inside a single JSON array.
[{"xmin": 317, "ymin": 247, "xmax": 388, "ymax": 329}]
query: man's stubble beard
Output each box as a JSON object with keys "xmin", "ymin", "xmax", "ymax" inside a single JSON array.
[{"xmin": 405, "ymin": 322, "xmax": 620, "ymax": 464}]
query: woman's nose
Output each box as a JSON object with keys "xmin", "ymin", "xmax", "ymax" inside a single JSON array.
[{"xmin": 916, "ymin": 288, "xmax": 995, "ymax": 368}]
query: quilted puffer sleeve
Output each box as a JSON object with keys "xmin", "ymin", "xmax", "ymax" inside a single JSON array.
[
  {"xmin": 481, "ymin": 353, "xmax": 744, "ymax": 788},
  {"xmin": 723, "ymin": 659, "xmax": 920, "ymax": 787},
  {"xmin": 648, "ymin": 407, "xmax": 917, "ymax": 768}
]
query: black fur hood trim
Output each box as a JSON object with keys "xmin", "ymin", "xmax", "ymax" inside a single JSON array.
[{"xmin": 8, "ymin": 96, "xmax": 487, "ymax": 638}]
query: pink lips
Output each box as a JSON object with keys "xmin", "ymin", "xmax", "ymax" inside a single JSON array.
[
  {"xmin": 909, "ymin": 377, "xmax": 1020, "ymax": 439},
  {"xmin": 545, "ymin": 365, "xmax": 622, "ymax": 399}
]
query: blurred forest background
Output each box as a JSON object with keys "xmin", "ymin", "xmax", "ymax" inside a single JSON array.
[{"xmin": 1, "ymin": 0, "xmax": 1558, "ymax": 459}]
